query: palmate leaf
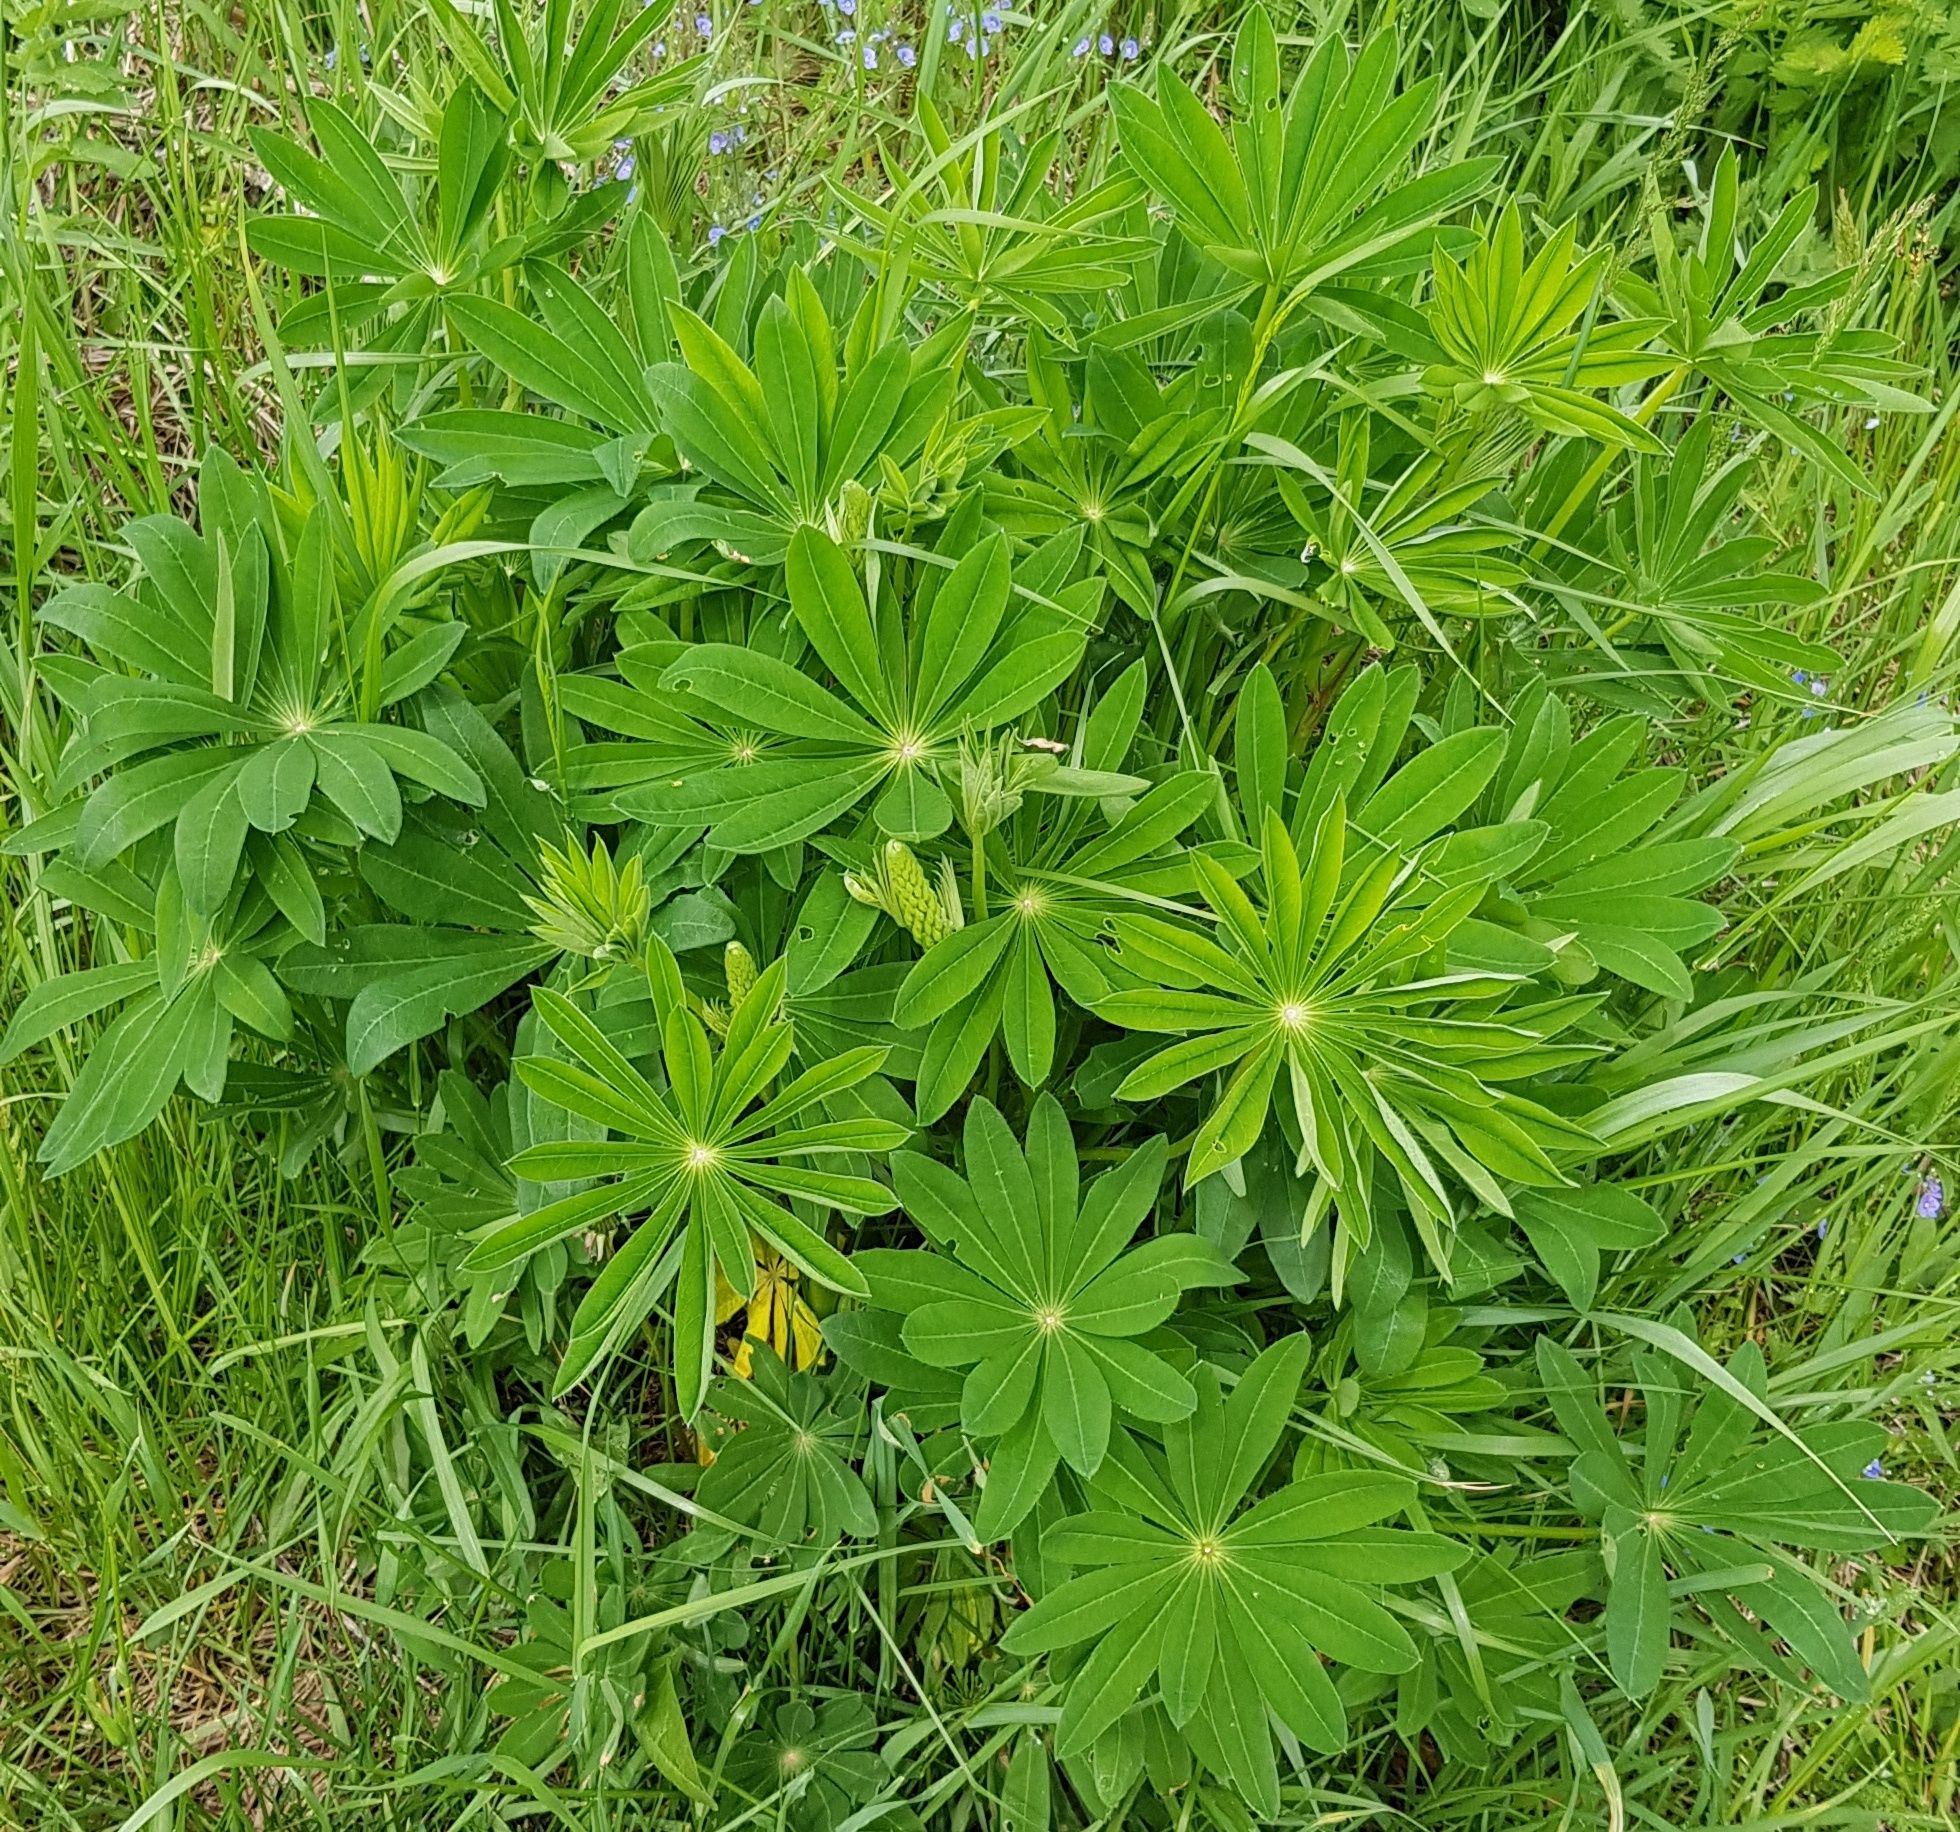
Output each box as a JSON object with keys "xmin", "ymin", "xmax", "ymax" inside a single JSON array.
[
  {"xmin": 1098, "ymin": 793, "xmax": 1597, "ymax": 1282},
  {"xmin": 628, "ymin": 277, "xmax": 961, "ymax": 553},
  {"xmin": 1415, "ymin": 209, "xmax": 1671, "ymax": 451},
  {"xmin": 626, "ymin": 521, "xmax": 1089, "ymax": 852},
  {"xmin": 1108, "ymin": 9, "xmax": 1495, "ymax": 300},
  {"xmin": 894, "ymin": 770, "xmax": 1217, "ymax": 1118},
  {"xmin": 466, "ymin": 941, "xmax": 904, "ymax": 1413},
  {"xmin": 1443, "ymin": 673, "xmax": 1738, "ymax": 999},
  {"xmin": 1578, "ymin": 417, "xmax": 1838, "ymax": 693},
  {"xmin": 1266, "ymin": 417, "xmax": 1525, "ymax": 629},
  {"xmin": 248, "ymin": 86, "xmax": 512, "ymax": 296},
  {"xmin": 1225, "ymin": 662, "xmax": 1734, "ymax": 1003},
  {"xmin": 1002, "ymin": 1335, "xmax": 1467, "ymax": 1812},
  {"xmin": 855, "ymin": 1096, "xmax": 1238, "ymax": 1539},
  {"xmin": 1, "ymin": 871, "xmax": 295, "ymax": 1174},
  {"xmin": 843, "ymin": 108, "xmax": 1152, "ymax": 331},
  {"xmin": 1538, "ymin": 1336, "xmax": 1939, "ymax": 1701},
  {"xmin": 36, "ymin": 464, "xmax": 484, "ymax": 920},
  {"xmin": 693, "ymin": 1344, "xmax": 878, "ymax": 1547},
  {"xmin": 1613, "ymin": 147, "xmax": 1931, "ymax": 500},
  {"xmin": 991, "ymin": 333, "xmax": 1228, "ymax": 622}
]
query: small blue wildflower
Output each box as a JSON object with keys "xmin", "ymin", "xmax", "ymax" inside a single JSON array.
[
  {"xmin": 708, "ymin": 223, "xmax": 726, "ymax": 246},
  {"xmin": 613, "ymin": 153, "xmax": 635, "ymax": 181},
  {"xmin": 1816, "ymin": 1217, "xmax": 1828, "ymax": 1240},
  {"xmin": 1099, "ymin": 30, "xmax": 1115, "ymax": 53},
  {"xmin": 862, "ymin": 41, "xmax": 877, "ymax": 65},
  {"xmin": 1863, "ymin": 1458, "xmax": 1887, "ymax": 1479},
  {"xmin": 709, "ymin": 130, "xmax": 730, "ymax": 154},
  {"xmin": 836, "ymin": 26, "xmax": 855, "ymax": 43},
  {"xmin": 747, "ymin": 212, "xmax": 762, "ymax": 231},
  {"xmin": 696, "ymin": 11, "xmax": 713, "ymax": 34},
  {"xmin": 1071, "ymin": 35, "xmax": 1090, "ymax": 55},
  {"xmin": 1810, "ymin": 676, "xmax": 1829, "ymax": 697},
  {"xmin": 947, "ymin": 13, "xmax": 962, "ymax": 38},
  {"xmin": 1791, "ymin": 669, "xmax": 1809, "ymax": 686},
  {"xmin": 1731, "ymin": 1251, "xmax": 1748, "ymax": 1266},
  {"xmin": 1919, "ymin": 1176, "xmax": 1945, "ymax": 1220},
  {"xmin": 1120, "ymin": 34, "xmax": 1139, "ymax": 58},
  {"xmin": 652, "ymin": 38, "xmax": 666, "ymax": 56},
  {"xmin": 981, "ymin": 9, "xmax": 1001, "ymax": 30},
  {"xmin": 897, "ymin": 40, "xmax": 916, "ymax": 64},
  {"xmin": 324, "ymin": 45, "xmax": 337, "ymax": 68},
  {"xmin": 838, "ymin": 0, "xmax": 855, "ymax": 15}
]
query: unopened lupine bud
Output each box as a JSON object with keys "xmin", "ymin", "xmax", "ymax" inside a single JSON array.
[
  {"xmin": 884, "ymin": 841, "xmax": 950, "ymax": 947},
  {"xmin": 724, "ymin": 940, "xmax": 757, "ymax": 1010}
]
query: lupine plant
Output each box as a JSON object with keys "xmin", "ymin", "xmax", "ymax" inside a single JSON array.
[{"xmin": 4, "ymin": 4, "xmax": 1952, "ymax": 1826}]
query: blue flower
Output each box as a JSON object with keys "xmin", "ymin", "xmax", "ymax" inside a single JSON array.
[
  {"xmin": 1099, "ymin": 31, "xmax": 1115, "ymax": 53},
  {"xmin": 838, "ymin": 0, "xmax": 855, "ymax": 14},
  {"xmin": 862, "ymin": 41, "xmax": 877, "ymax": 65},
  {"xmin": 1815, "ymin": 1217, "xmax": 1828, "ymax": 1239},
  {"xmin": 709, "ymin": 129, "xmax": 730, "ymax": 153},
  {"xmin": 981, "ymin": 10, "xmax": 1001, "ymax": 30},
  {"xmin": 947, "ymin": 13, "xmax": 962, "ymax": 38},
  {"xmin": 613, "ymin": 153, "xmax": 635, "ymax": 181},
  {"xmin": 1919, "ymin": 1176, "xmax": 1945, "ymax": 1220},
  {"xmin": 897, "ymin": 40, "xmax": 916, "ymax": 64},
  {"xmin": 1791, "ymin": 669, "xmax": 1809, "ymax": 686},
  {"xmin": 695, "ymin": 11, "xmax": 714, "ymax": 34},
  {"xmin": 1070, "ymin": 35, "xmax": 1089, "ymax": 55},
  {"xmin": 836, "ymin": 27, "xmax": 855, "ymax": 42},
  {"xmin": 748, "ymin": 212, "xmax": 763, "ymax": 231},
  {"xmin": 1120, "ymin": 34, "xmax": 1139, "ymax": 58},
  {"xmin": 708, "ymin": 223, "xmax": 726, "ymax": 245},
  {"xmin": 1863, "ymin": 1459, "xmax": 1887, "ymax": 1479}
]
